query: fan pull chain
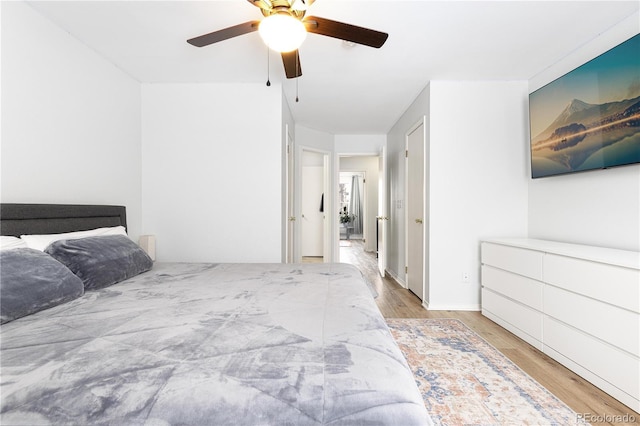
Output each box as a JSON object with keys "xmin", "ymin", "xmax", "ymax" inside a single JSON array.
[
  {"xmin": 295, "ymin": 50, "xmax": 299, "ymax": 102},
  {"xmin": 266, "ymin": 46, "xmax": 271, "ymax": 87}
]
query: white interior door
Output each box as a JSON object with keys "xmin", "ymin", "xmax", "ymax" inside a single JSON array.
[
  {"xmin": 406, "ymin": 121, "xmax": 425, "ymax": 300},
  {"xmin": 296, "ymin": 147, "xmax": 331, "ymax": 262},
  {"xmin": 301, "ymin": 165, "xmax": 324, "ymax": 257},
  {"xmin": 377, "ymin": 146, "xmax": 387, "ymax": 276},
  {"xmin": 286, "ymin": 126, "xmax": 295, "ymax": 263},
  {"xmin": 322, "ymin": 154, "xmax": 331, "ymax": 261}
]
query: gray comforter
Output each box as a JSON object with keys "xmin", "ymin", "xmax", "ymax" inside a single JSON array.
[{"xmin": 1, "ymin": 262, "xmax": 430, "ymax": 425}]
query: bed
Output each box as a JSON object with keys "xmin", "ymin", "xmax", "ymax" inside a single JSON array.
[{"xmin": 0, "ymin": 204, "xmax": 431, "ymax": 425}]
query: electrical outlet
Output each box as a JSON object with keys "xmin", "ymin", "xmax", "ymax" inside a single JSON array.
[{"xmin": 462, "ymin": 272, "xmax": 470, "ymax": 283}]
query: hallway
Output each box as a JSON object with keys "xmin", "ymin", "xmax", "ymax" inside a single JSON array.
[{"xmin": 339, "ymin": 239, "xmax": 425, "ymax": 318}]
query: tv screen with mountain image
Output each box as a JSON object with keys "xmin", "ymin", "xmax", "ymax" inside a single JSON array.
[{"xmin": 529, "ymin": 33, "xmax": 640, "ymax": 178}]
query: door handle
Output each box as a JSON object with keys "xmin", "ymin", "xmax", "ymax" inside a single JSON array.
[{"xmin": 415, "ymin": 218, "xmax": 423, "ymax": 224}]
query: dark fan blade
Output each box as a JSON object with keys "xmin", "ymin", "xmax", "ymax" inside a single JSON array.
[
  {"xmin": 281, "ymin": 50, "xmax": 302, "ymax": 79},
  {"xmin": 187, "ymin": 21, "xmax": 260, "ymax": 47},
  {"xmin": 304, "ymin": 16, "xmax": 388, "ymax": 48}
]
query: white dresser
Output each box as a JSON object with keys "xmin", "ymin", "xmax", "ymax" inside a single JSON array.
[{"xmin": 481, "ymin": 238, "xmax": 640, "ymax": 412}]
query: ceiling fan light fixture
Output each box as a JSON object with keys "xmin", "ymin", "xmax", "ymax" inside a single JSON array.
[{"xmin": 258, "ymin": 14, "xmax": 307, "ymax": 52}]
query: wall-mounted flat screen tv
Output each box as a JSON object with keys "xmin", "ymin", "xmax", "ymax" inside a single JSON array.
[{"xmin": 529, "ymin": 33, "xmax": 640, "ymax": 178}]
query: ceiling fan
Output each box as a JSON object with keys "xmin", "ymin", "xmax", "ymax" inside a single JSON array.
[{"xmin": 187, "ymin": 0, "xmax": 389, "ymax": 79}]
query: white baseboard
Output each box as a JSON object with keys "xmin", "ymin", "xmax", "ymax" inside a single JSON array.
[
  {"xmin": 384, "ymin": 269, "xmax": 479, "ymax": 312},
  {"xmin": 384, "ymin": 268, "xmax": 407, "ymax": 288},
  {"xmin": 425, "ymin": 303, "xmax": 481, "ymax": 311}
]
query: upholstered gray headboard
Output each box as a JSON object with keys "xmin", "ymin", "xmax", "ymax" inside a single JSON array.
[{"xmin": 0, "ymin": 204, "xmax": 127, "ymax": 237}]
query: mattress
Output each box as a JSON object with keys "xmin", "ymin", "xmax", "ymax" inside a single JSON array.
[{"xmin": 0, "ymin": 262, "xmax": 430, "ymax": 425}]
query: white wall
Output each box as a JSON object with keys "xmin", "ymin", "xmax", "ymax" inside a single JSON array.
[
  {"xmin": 295, "ymin": 125, "xmax": 334, "ymax": 152},
  {"xmin": 528, "ymin": 12, "xmax": 640, "ymax": 251},
  {"xmin": 335, "ymin": 134, "xmax": 386, "ymax": 154},
  {"xmin": 428, "ymin": 81, "xmax": 530, "ymax": 309},
  {"xmin": 387, "ymin": 81, "xmax": 530, "ymax": 310},
  {"xmin": 141, "ymin": 83, "xmax": 283, "ymax": 262},
  {"xmin": 1, "ymin": 2, "xmax": 143, "ymax": 239}
]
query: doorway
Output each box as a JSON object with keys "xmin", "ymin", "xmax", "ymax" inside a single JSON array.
[
  {"xmin": 299, "ymin": 148, "xmax": 330, "ymax": 263},
  {"xmin": 338, "ymin": 155, "xmax": 381, "ymax": 263},
  {"xmin": 339, "ymin": 171, "xmax": 365, "ymax": 241}
]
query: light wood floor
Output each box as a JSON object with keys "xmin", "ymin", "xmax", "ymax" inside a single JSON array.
[{"xmin": 339, "ymin": 239, "xmax": 640, "ymax": 426}]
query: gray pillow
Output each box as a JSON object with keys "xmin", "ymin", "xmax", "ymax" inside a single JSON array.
[
  {"xmin": 45, "ymin": 235, "xmax": 153, "ymax": 290},
  {"xmin": 0, "ymin": 248, "xmax": 84, "ymax": 324}
]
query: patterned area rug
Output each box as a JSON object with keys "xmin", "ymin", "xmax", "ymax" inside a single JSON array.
[{"xmin": 387, "ymin": 318, "xmax": 587, "ymax": 426}]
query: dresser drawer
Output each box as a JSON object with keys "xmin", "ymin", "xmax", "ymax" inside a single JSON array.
[
  {"xmin": 482, "ymin": 288, "xmax": 543, "ymax": 348},
  {"xmin": 481, "ymin": 242, "xmax": 543, "ymax": 281},
  {"xmin": 544, "ymin": 316, "xmax": 639, "ymax": 402},
  {"xmin": 482, "ymin": 265, "xmax": 543, "ymax": 310},
  {"xmin": 544, "ymin": 285, "xmax": 639, "ymax": 356},
  {"xmin": 544, "ymin": 254, "xmax": 640, "ymax": 313}
]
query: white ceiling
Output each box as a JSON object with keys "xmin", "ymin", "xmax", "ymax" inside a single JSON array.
[{"xmin": 27, "ymin": 0, "xmax": 639, "ymax": 134}]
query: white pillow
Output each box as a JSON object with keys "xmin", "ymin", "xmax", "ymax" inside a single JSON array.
[
  {"xmin": 20, "ymin": 226, "xmax": 128, "ymax": 251},
  {"xmin": 0, "ymin": 236, "xmax": 28, "ymax": 251}
]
